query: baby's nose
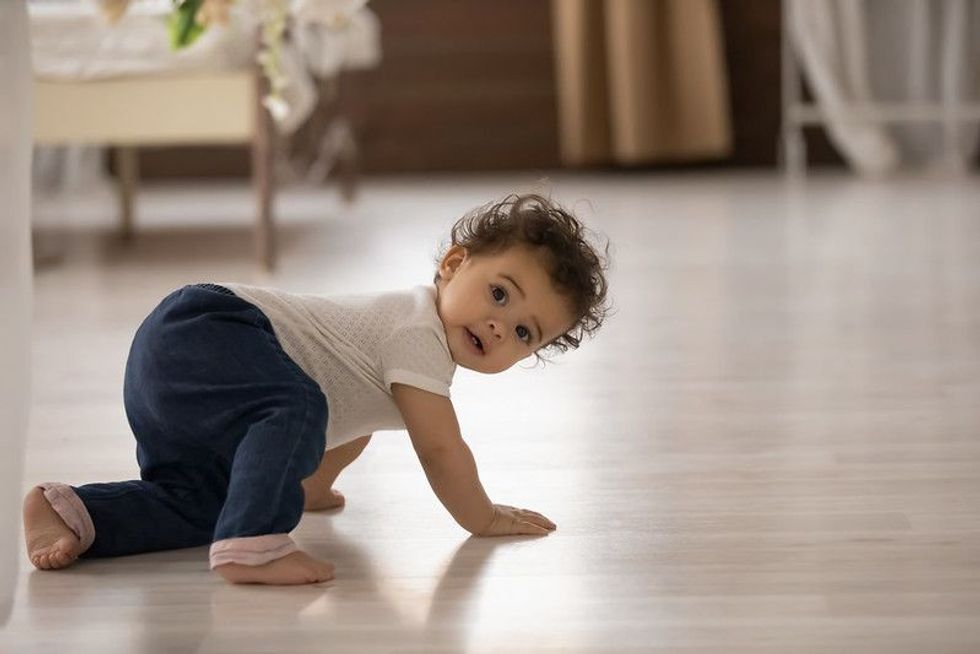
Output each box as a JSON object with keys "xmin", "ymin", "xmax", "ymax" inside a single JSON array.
[{"xmin": 487, "ymin": 320, "xmax": 504, "ymax": 340}]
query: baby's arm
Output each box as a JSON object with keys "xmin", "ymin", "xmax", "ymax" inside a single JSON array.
[{"xmin": 391, "ymin": 383, "xmax": 556, "ymax": 536}]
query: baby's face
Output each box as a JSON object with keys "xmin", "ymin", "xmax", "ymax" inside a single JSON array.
[{"xmin": 435, "ymin": 245, "xmax": 575, "ymax": 374}]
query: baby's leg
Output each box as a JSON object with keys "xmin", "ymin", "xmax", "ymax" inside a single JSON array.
[
  {"xmin": 210, "ymin": 390, "xmax": 333, "ymax": 585},
  {"xmin": 119, "ymin": 282, "xmax": 332, "ymax": 584},
  {"xmin": 302, "ymin": 434, "xmax": 372, "ymax": 511},
  {"xmin": 23, "ymin": 471, "xmax": 224, "ymax": 570}
]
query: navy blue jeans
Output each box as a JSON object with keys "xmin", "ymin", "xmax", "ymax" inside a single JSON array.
[{"xmin": 73, "ymin": 283, "xmax": 328, "ymax": 558}]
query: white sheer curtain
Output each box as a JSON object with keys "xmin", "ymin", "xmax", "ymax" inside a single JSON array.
[
  {"xmin": 0, "ymin": 0, "xmax": 34, "ymax": 625},
  {"xmin": 789, "ymin": 0, "xmax": 980, "ymax": 176}
]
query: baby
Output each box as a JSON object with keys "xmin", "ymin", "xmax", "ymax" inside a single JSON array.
[{"xmin": 23, "ymin": 193, "xmax": 610, "ymax": 585}]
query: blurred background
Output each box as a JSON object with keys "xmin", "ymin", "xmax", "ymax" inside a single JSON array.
[{"xmin": 27, "ymin": 0, "xmax": 980, "ymax": 271}]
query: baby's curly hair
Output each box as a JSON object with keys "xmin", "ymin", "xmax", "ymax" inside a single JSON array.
[{"xmin": 438, "ymin": 193, "xmax": 611, "ymax": 357}]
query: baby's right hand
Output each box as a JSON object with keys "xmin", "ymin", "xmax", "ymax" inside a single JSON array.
[{"xmin": 478, "ymin": 503, "xmax": 557, "ymax": 536}]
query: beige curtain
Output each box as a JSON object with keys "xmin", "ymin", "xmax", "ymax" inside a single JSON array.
[{"xmin": 552, "ymin": 0, "xmax": 733, "ymax": 166}]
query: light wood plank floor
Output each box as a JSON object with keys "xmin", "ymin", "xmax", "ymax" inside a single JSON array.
[{"xmin": 5, "ymin": 172, "xmax": 980, "ymax": 653}]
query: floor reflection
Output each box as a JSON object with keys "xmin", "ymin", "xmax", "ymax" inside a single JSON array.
[{"xmin": 23, "ymin": 517, "xmax": 519, "ymax": 652}]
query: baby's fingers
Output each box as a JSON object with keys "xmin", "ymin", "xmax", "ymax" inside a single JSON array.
[
  {"xmin": 485, "ymin": 504, "xmax": 556, "ymax": 536},
  {"xmin": 520, "ymin": 509, "xmax": 557, "ymax": 530},
  {"xmin": 511, "ymin": 509, "xmax": 556, "ymax": 534},
  {"xmin": 514, "ymin": 520, "xmax": 552, "ymax": 536}
]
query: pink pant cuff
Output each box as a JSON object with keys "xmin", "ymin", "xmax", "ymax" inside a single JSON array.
[
  {"xmin": 209, "ymin": 534, "xmax": 298, "ymax": 569},
  {"xmin": 39, "ymin": 483, "xmax": 96, "ymax": 554}
]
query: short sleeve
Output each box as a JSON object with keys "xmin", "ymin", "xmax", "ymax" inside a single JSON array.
[{"xmin": 379, "ymin": 326, "xmax": 455, "ymax": 397}]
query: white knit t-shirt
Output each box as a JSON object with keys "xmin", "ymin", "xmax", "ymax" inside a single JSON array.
[{"xmin": 221, "ymin": 283, "xmax": 456, "ymax": 450}]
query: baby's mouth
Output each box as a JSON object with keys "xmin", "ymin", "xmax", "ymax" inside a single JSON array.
[{"xmin": 466, "ymin": 328, "xmax": 484, "ymax": 355}]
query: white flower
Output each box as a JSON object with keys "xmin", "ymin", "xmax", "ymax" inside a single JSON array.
[
  {"xmin": 291, "ymin": 0, "xmax": 367, "ymax": 29},
  {"xmin": 262, "ymin": 94, "xmax": 290, "ymax": 123}
]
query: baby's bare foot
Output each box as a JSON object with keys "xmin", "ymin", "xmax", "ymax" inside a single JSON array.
[
  {"xmin": 304, "ymin": 488, "xmax": 345, "ymax": 512},
  {"xmin": 23, "ymin": 487, "xmax": 82, "ymax": 570},
  {"xmin": 215, "ymin": 550, "xmax": 334, "ymax": 585}
]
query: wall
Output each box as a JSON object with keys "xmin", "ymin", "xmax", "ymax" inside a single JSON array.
[
  {"xmin": 0, "ymin": 0, "xmax": 34, "ymax": 625},
  {"xmin": 136, "ymin": 0, "xmax": 844, "ymax": 178}
]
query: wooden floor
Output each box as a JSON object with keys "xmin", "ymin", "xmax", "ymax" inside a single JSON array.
[{"xmin": 5, "ymin": 172, "xmax": 980, "ymax": 653}]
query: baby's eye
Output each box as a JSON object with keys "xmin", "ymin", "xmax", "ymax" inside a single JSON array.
[
  {"xmin": 516, "ymin": 325, "xmax": 531, "ymax": 344},
  {"xmin": 491, "ymin": 285, "xmax": 507, "ymax": 304}
]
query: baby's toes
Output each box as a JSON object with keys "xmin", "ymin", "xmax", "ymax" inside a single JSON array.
[
  {"xmin": 30, "ymin": 543, "xmax": 77, "ymax": 570},
  {"xmin": 311, "ymin": 561, "xmax": 334, "ymax": 583}
]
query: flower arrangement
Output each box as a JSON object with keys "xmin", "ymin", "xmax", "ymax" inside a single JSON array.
[{"xmin": 102, "ymin": 0, "xmax": 365, "ymax": 122}]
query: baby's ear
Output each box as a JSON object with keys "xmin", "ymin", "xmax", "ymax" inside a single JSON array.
[{"xmin": 438, "ymin": 245, "xmax": 467, "ymax": 280}]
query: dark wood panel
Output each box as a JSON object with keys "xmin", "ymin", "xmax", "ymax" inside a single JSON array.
[
  {"xmin": 347, "ymin": 0, "xmax": 558, "ymax": 172},
  {"xmin": 137, "ymin": 0, "xmax": 861, "ymax": 178},
  {"xmin": 716, "ymin": 0, "xmax": 842, "ymax": 167},
  {"xmin": 138, "ymin": 0, "xmax": 559, "ymax": 177}
]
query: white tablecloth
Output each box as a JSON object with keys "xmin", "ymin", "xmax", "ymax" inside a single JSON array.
[{"xmin": 29, "ymin": 0, "xmax": 381, "ymax": 133}]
